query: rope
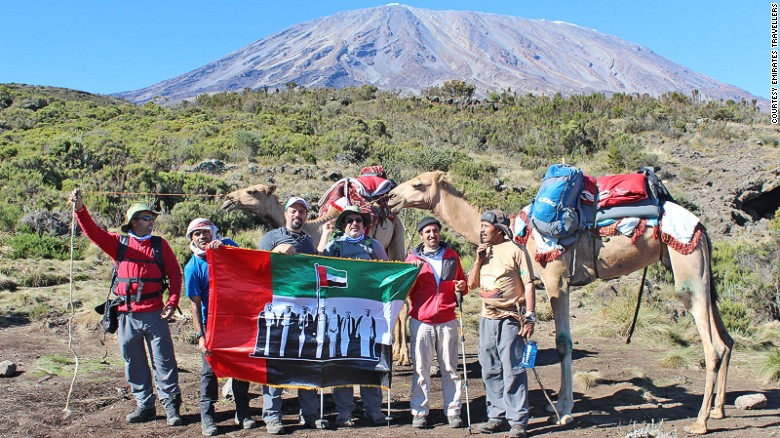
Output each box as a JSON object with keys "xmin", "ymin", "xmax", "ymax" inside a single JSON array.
[
  {"xmin": 63, "ymin": 203, "xmax": 81, "ymax": 419},
  {"xmin": 89, "ymin": 190, "xmax": 221, "ymax": 197}
]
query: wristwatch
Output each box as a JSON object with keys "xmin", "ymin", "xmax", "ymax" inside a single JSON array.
[
  {"xmin": 195, "ymin": 331, "xmax": 205, "ymax": 340},
  {"xmin": 524, "ymin": 311, "xmax": 536, "ymax": 323}
]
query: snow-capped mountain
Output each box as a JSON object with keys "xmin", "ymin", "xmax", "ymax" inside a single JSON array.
[{"xmin": 115, "ymin": 4, "xmax": 759, "ymax": 105}]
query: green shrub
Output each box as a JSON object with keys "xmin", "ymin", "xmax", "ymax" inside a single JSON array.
[
  {"xmin": 718, "ymin": 297, "xmax": 753, "ymax": 336},
  {"xmin": 0, "ymin": 203, "xmax": 22, "ymax": 231},
  {"xmin": 8, "ymin": 233, "xmax": 83, "ymax": 260}
]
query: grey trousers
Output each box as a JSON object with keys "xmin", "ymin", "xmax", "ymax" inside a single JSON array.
[
  {"xmin": 478, "ymin": 316, "xmax": 529, "ymax": 427},
  {"xmin": 117, "ymin": 310, "xmax": 180, "ymax": 408},
  {"xmin": 333, "ymin": 385, "xmax": 383, "ymax": 419},
  {"xmin": 263, "ymin": 386, "xmax": 319, "ymax": 421},
  {"xmin": 200, "ymin": 353, "xmax": 250, "ymax": 417}
]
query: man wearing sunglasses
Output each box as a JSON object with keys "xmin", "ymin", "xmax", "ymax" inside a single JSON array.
[
  {"xmin": 68, "ymin": 189, "xmax": 183, "ymax": 427},
  {"xmin": 320, "ymin": 205, "xmax": 388, "ymax": 428},
  {"xmin": 467, "ymin": 209, "xmax": 536, "ymax": 438}
]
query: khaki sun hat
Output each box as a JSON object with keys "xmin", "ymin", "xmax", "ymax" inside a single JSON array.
[{"xmin": 120, "ymin": 203, "xmax": 159, "ymax": 233}]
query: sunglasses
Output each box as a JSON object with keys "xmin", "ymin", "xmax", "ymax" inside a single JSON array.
[
  {"xmin": 134, "ymin": 215, "xmax": 156, "ymax": 222},
  {"xmin": 345, "ymin": 217, "xmax": 364, "ymax": 225}
]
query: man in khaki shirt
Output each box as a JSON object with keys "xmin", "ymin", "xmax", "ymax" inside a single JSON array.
[{"xmin": 467, "ymin": 209, "xmax": 535, "ymax": 438}]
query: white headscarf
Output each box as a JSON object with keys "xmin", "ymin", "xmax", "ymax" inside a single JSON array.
[{"xmin": 186, "ymin": 218, "xmax": 220, "ymax": 258}]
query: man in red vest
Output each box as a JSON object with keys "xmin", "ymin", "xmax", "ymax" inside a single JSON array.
[{"xmin": 69, "ymin": 189, "xmax": 183, "ymax": 426}]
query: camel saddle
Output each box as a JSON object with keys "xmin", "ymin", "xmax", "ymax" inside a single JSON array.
[{"xmin": 318, "ymin": 165, "xmax": 397, "ymax": 225}]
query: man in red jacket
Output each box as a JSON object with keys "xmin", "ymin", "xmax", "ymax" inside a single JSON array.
[
  {"xmin": 405, "ymin": 217, "xmax": 467, "ymax": 429},
  {"xmin": 69, "ymin": 189, "xmax": 183, "ymax": 426}
]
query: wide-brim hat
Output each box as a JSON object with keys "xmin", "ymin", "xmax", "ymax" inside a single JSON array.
[
  {"xmin": 334, "ymin": 205, "xmax": 372, "ymax": 230},
  {"xmin": 481, "ymin": 209, "xmax": 513, "ymax": 240},
  {"xmin": 120, "ymin": 202, "xmax": 159, "ymax": 233}
]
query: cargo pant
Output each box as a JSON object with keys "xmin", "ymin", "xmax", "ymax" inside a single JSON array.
[
  {"xmin": 478, "ymin": 316, "xmax": 529, "ymax": 427},
  {"xmin": 117, "ymin": 310, "xmax": 180, "ymax": 408}
]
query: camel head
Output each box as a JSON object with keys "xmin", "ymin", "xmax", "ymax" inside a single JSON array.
[
  {"xmin": 222, "ymin": 184, "xmax": 280, "ymax": 216},
  {"xmin": 388, "ymin": 171, "xmax": 449, "ymax": 212}
]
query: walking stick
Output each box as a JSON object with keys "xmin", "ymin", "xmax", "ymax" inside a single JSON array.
[
  {"xmin": 315, "ymin": 390, "xmax": 328, "ymax": 429},
  {"xmin": 456, "ymin": 295, "xmax": 472, "ymax": 433},
  {"xmin": 625, "ymin": 265, "xmax": 649, "ymax": 344},
  {"xmin": 530, "ymin": 365, "xmax": 563, "ymax": 425}
]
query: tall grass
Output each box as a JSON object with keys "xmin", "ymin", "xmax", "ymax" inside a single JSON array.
[{"xmin": 760, "ymin": 349, "xmax": 780, "ymax": 384}]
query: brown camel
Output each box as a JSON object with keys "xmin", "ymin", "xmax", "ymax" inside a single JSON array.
[
  {"xmin": 222, "ymin": 184, "xmax": 412, "ymax": 366},
  {"xmin": 387, "ymin": 171, "xmax": 733, "ymax": 435}
]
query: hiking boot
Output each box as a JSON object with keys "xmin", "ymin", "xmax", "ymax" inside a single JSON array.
[
  {"xmin": 300, "ymin": 415, "xmax": 323, "ymax": 428},
  {"xmin": 412, "ymin": 414, "xmax": 427, "ymax": 429},
  {"xmin": 201, "ymin": 414, "xmax": 218, "ymax": 436},
  {"xmin": 126, "ymin": 406, "xmax": 155, "ymax": 423},
  {"xmin": 335, "ymin": 415, "xmax": 355, "ymax": 428},
  {"xmin": 364, "ymin": 412, "xmax": 387, "ymax": 425},
  {"xmin": 478, "ymin": 418, "xmax": 507, "ymax": 434},
  {"xmin": 235, "ymin": 411, "xmax": 257, "ymax": 429},
  {"xmin": 265, "ymin": 418, "xmax": 285, "ymax": 435},
  {"xmin": 448, "ymin": 415, "xmax": 465, "ymax": 428},
  {"xmin": 161, "ymin": 396, "xmax": 183, "ymax": 426},
  {"xmin": 508, "ymin": 424, "xmax": 528, "ymax": 438}
]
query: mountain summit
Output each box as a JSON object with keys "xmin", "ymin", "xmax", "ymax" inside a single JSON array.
[{"xmin": 116, "ymin": 4, "xmax": 757, "ymax": 104}]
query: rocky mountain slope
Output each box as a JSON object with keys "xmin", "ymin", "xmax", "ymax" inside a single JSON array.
[{"xmin": 115, "ymin": 5, "xmax": 760, "ymax": 105}]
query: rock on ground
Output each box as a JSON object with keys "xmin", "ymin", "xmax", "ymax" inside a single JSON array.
[
  {"xmin": 0, "ymin": 360, "xmax": 17, "ymax": 377},
  {"xmin": 735, "ymin": 393, "xmax": 768, "ymax": 410}
]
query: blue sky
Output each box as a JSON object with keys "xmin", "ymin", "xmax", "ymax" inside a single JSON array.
[{"xmin": 0, "ymin": 1, "xmax": 767, "ymax": 98}]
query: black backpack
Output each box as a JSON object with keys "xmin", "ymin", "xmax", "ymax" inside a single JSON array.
[{"xmin": 638, "ymin": 166, "xmax": 675, "ymax": 203}]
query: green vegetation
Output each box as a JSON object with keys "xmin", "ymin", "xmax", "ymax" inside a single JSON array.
[
  {"xmin": 0, "ymin": 82, "xmax": 777, "ymax": 343},
  {"xmin": 760, "ymin": 348, "xmax": 780, "ymax": 384}
]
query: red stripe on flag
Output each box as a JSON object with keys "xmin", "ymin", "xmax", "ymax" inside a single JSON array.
[
  {"xmin": 317, "ymin": 265, "xmax": 328, "ymax": 288},
  {"xmin": 205, "ymin": 247, "xmax": 273, "ymax": 383}
]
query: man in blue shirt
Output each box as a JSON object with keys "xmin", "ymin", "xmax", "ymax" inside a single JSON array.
[
  {"xmin": 258, "ymin": 197, "xmax": 321, "ymax": 434},
  {"xmin": 185, "ymin": 218, "xmax": 257, "ymax": 436}
]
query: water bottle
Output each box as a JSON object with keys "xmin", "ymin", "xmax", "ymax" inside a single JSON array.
[{"xmin": 521, "ymin": 340, "xmax": 537, "ymax": 368}]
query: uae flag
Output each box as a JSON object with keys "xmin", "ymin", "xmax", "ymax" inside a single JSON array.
[
  {"xmin": 316, "ymin": 264, "xmax": 347, "ymax": 289},
  {"xmin": 205, "ymin": 247, "xmax": 420, "ymax": 389}
]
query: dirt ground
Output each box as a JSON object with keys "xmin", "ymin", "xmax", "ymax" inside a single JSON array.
[{"xmin": 1, "ymin": 302, "xmax": 778, "ymax": 438}]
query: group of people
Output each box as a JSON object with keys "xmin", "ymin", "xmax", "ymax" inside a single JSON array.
[
  {"xmin": 69, "ymin": 188, "xmax": 537, "ymax": 438},
  {"xmin": 253, "ymin": 304, "xmax": 378, "ymax": 359}
]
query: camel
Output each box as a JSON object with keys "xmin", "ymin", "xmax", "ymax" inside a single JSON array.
[
  {"xmin": 222, "ymin": 183, "xmax": 412, "ymax": 366},
  {"xmin": 387, "ymin": 171, "xmax": 733, "ymax": 435}
]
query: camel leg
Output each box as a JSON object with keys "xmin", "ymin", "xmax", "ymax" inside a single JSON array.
[
  {"xmin": 670, "ymin": 239, "xmax": 730, "ymax": 435},
  {"xmin": 709, "ymin": 304, "xmax": 733, "ymax": 420},
  {"xmin": 392, "ymin": 300, "xmax": 411, "ymax": 366},
  {"xmin": 542, "ymin": 260, "xmax": 575, "ymax": 425}
]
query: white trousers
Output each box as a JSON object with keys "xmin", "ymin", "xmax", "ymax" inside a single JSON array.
[{"xmin": 410, "ymin": 317, "xmax": 462, "ymax": 417}]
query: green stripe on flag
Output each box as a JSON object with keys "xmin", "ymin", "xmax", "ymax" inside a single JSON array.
[{"xmin": 270, "ymin": 253, "xmax": 419, "ymax": 302}]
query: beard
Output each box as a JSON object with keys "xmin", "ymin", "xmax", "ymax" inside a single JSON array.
[{"xmin": 290, "ymin": 217, "xmax": 303, "ymax": 231}]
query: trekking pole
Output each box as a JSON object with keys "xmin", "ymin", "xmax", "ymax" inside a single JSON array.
[
  {"xmin": 530, "ymin": 366, "xmax": 563, "ymax": 426},
  {"xmin": 385, "ymin": 387, "xmax": 393, "ymax": 426},
  {"xmin": 456, "ymin": 295, "xmax": 472, "ymax": 433},
  {"xmin": 315, "ymin": 389, "xmax": 328, "ymax": 429}
]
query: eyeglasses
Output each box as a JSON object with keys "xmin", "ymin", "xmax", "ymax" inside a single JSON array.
[
  {"xmin": 134, "ymin": 215, "xmax": 156, "ymax": 222},
  {"xmin": 345, "ymin": 217, "xmax": 363, "ymax": 225}
]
